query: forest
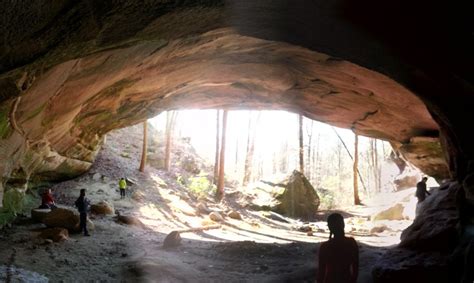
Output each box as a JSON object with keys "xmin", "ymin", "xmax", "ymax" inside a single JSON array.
[{"xmin": 146, "ymin": 110, "xmax": 405, "ymax": 209}]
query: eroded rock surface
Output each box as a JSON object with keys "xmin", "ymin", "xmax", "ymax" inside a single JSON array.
[
  {"xmin": 2, "ymin": 1, "xmax": 469, "ymax": 205},
  {"xmin": 372, "ymin": 248, "xmax": 450, "ymax": 283},
  {"xmin": 400, "ymin": 182, "xmax": 459, "ymax": 252}
]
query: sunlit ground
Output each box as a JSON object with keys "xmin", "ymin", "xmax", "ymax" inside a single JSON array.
[{"xmin": 138, "ymin": 171, "xmax": 413, "ymax": 248}]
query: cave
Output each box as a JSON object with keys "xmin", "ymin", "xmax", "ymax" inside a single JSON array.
[{"xmin": 0, "ymin": 1, "xmax": 472, "ymax": 282}]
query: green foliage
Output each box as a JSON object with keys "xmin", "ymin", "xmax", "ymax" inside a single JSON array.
[
  {"xmin": 3, "ymin": 189, "xmax": 25, "ymax": 214},
  {"xmin": 187, "ymin": 174, "xmax": 216, "ymax": 198},
  {"xmin": 176, "ymin": 174, "xmax": 186, "ymax": 186},
  {"xmin": 2, "ymin": 189, "xmax": 38, "ymax": 216},
  {"xmin": 317, "ymin": 188, "xmax": 335, "ymax": 210},
  {"xmin": 0, "ymin": 211, "xmax": 15, "ymax": 227},
  {"xmin": 0, "ymin": 105, "xmax": 13, "ymax": 139}
]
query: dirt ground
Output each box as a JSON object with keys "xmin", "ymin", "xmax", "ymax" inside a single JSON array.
[{"xmin": 0, "ymin": 125, "xmax": 412, "ymax": 282}]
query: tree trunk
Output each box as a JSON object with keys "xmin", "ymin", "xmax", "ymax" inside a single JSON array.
[
  {"xmin": 217, "ymin": 110, "xmax": 228, "ymax": 200},
  {"xmin": 298, "ymin": 114, "xmax": 304, "ymax": 174},
  {"xmin": 369, "ymin": 138, "xmax": 375, "ymax": 194},
  {"xmin": 337, "ymin": 142, "xmax": 343, "ymax": 191},
  {"xmin": 243, "ymin": 111, "xmax": 260, "ymax": 186},
  {"xmin": 332, "ymin": 127, "xmax": 368, "ymax": 196},
  {"xmin": 306, "ymin": 120, "xmax": 313, "ymax": 180},
  {"xmin": 214, "ymin": 110, "xmax": 220, "ymax": 185},
  {"xmin": 314, "ymin": 132, "xmax": 321, "ymax": 187},
  {"xmin": 164, "ymin": 111, "xmax": 177, "ymax": 171},
  {"xmin": 139, "ymin": 121, "xmax": 148, "ymax": 172},
  {"xmin": 279, "ymin": 140, "xmax": 289, "ymax": 173},
  {"xmin": 353, "ymin": 134, "xmax": 361, "ymax": 205},
  {"xmin": 374, "ymin": 139, "xmax": 381, "ymax": 193}
]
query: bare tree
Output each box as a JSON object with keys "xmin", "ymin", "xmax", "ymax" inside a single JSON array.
[
  {"xmin": 298, "ymin": 114, "xmax": 304, "ymax": 174},
  {"xmin": 336, "ymin": 142, "xmax": 343, "ymax": 191},
  {"xmin": 279, "ymin": 140, "xmax": 289, "ymax": 173},
  {"xmin": 217, "ymin": 110, "xmax": 228, "ymax": 200},
  {"xmin": 313, "ymin": 132, "xmax": 321, "ymax": 187},
  {"xmin": 374, "ymin": 139, "xmax": 381, "ymax": 193},
  {"xmin": 306, "ymin": 120, "xmax": 314, "ymax": 180},
  {"xmin": 243, "ymin": 111, "xmax": 260, "ymax": 186},
  {"xmin": 164, "ymin": 111, "xmax": 177, "ymax": 171},
  {"xmin": 331, "ymin": 127, "xmax": 368, "ymax": 196},
  {"xmin": 353, "ymin": 134, "xmax": 361, "ymax": 205},
  {"xmin": 214, "ymin": 110, "xmax": 220, "ymax": 185},
  {"xmin": 139, "ymin": 121, "xmax": 148, "ymax": 172}
]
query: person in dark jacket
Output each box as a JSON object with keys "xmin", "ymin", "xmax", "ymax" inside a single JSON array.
[
  {"xmin": 416, "ymin": 177, "xmax": 430, "ymax": 203},
  {"xmin": 74, "ymin": 189, "xmax": 90, "ymax": 236}
]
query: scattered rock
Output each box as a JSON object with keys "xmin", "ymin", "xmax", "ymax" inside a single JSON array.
[
  {"xmin": 264, "ymin": 212, "xmax": 290, "ymax": 223},
  {"xmin": 209, "ymin": 212, "xmax": 224, "ymax": 222},
  {"xmin": 180, "ymin": 207, "xmax": 196, "ymax": 216},
  {"xmin": 227, "ymin": 210, "xmax": 242, "ymax": 220},
  {"xmin": 163, "ymin": 231, "xmax": 182, "ymax": 249},
  {"xmin": 297, "ymin": 226, "xmax": 312, "ymax": 232},
  {"xmin": 131, "ymin": 191, "xmax": 145, "ymax": 202},
  {"xmin": 126, "ymin": 177, "xmax": 137, "ymax": 185},
  {"xmin": 31, "ymin": 208, "xmax": 51, "ymax": 223},
  {"xmin": 90, "ymin": 201, "xmax": 114, "ymax": 215},
  {"xmin": 44, "ymin": 239, "xmax": 53, "ymax": 245},
  {"xmin": 92, "ymin": 173, "xmax": 102, "ymax": 181},
  {"xmin": 370, "ymin": 225, "xmax": 388, "ymax": 234},
  {"xmin": 373, "ymin": 203, "xmax": 405, "ymax": 221},
  {"xmin": 196, "ymin": 203, "xmax": 211, "ymax": 214},
  {"xmin": 116, "ymin": 214, "xmax": 145, "ymax": 228},
  {"xmin": 38, "ymin": 228, "xmax": 69, "ymax": 242},
  {"xmin": 306, "ymin": 231, "xmax": 313, "ymax": 236},
  {"xmin": 393, "ymin": 170, "xmax": 419, "ymax": 191}
]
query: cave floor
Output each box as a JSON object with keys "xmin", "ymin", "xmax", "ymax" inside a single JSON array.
[
  {"xmin": 0, "ymin": 126, "xmax": 411, "ymax": 282},
  {"xmin": 0, "ymin": 168, "xmax": 406, "ymax": 282}
]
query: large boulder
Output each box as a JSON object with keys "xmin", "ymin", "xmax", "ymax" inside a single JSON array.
[
  {"xmin": 272, "ymin": 170, "xmax": 320, "ymax": 220},
  {"xmin": 399, "ymin": 182, "xmax": 459, "ymax": 252},
  {"xmin": 227, "ymin": 210, "xmax": 242, "ymax": 220},
  {"xmin": 393, "ymin": 173, "xmax": 419, "ymax": 191},
  {"xmin": 373, "ymin": 203, "xmax": 405, "ymax": 221},
  {"xmin": 31, "ymin": 208, "xmax": 51, "ymax": 223},
  {"xmin": 38, "ymin": 227, "xmax": 69, "ymax": 242},
  {"xmin": 90, "ymin": 201, "xmax": 114, "ymax": 215},
  {"xmin": 42, "ymin": 207, "xmax": 94, "ymax": 232},
  {"xmin": 116, "ymin": 214, "xmax": 146, "ymax": 228},
  {"xmin": 209, "ymin": 212, "xmax": 224, "ymax": 222}
]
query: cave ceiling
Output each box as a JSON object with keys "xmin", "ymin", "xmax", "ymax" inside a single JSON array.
[{"xmin": 1, "ymin": 0, "xmax": 472, "ymax": 188}]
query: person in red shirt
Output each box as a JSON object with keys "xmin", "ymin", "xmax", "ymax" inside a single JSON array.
[
  {"xmin": 317, "ymin": 213, "xmax": 359, "ymax": 283},
  {"xmin": 41, "ymin": 188, "xmax": 57, "ymax": 209}
]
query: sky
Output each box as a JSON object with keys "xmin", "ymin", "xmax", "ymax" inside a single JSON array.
[{"xmin": 149, "ymin": 109, "xmax": 359, "ymax": 164}]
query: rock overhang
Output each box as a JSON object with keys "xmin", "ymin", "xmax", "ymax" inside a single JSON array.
[{"xmin": 3, "ymin": 0, "xmax": 471, "ymax": 195}]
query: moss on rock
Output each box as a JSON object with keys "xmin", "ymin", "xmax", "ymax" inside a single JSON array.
[
  {"xmin": 0, "ymin": 103, "xmax": 13, "ymax": 139},
  {"xmin": 2, "ymin": 189, "xmax": 25, "ymax": 214}
]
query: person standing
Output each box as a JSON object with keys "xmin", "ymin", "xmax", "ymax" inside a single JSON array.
[
  {"xmin": 74, "ymin": 189, "xmax": 90, "ymax": 236},
  {"xmin": 416, "ymin": 177, "xmax": 430, "ymax": 203},
  {"xmin": 119, "ymin": 178, "xmax": 127, "ymax": 199},
  {"xmin": 318, "ymin": 213, "xmax": 359, "ymax": 283}
]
